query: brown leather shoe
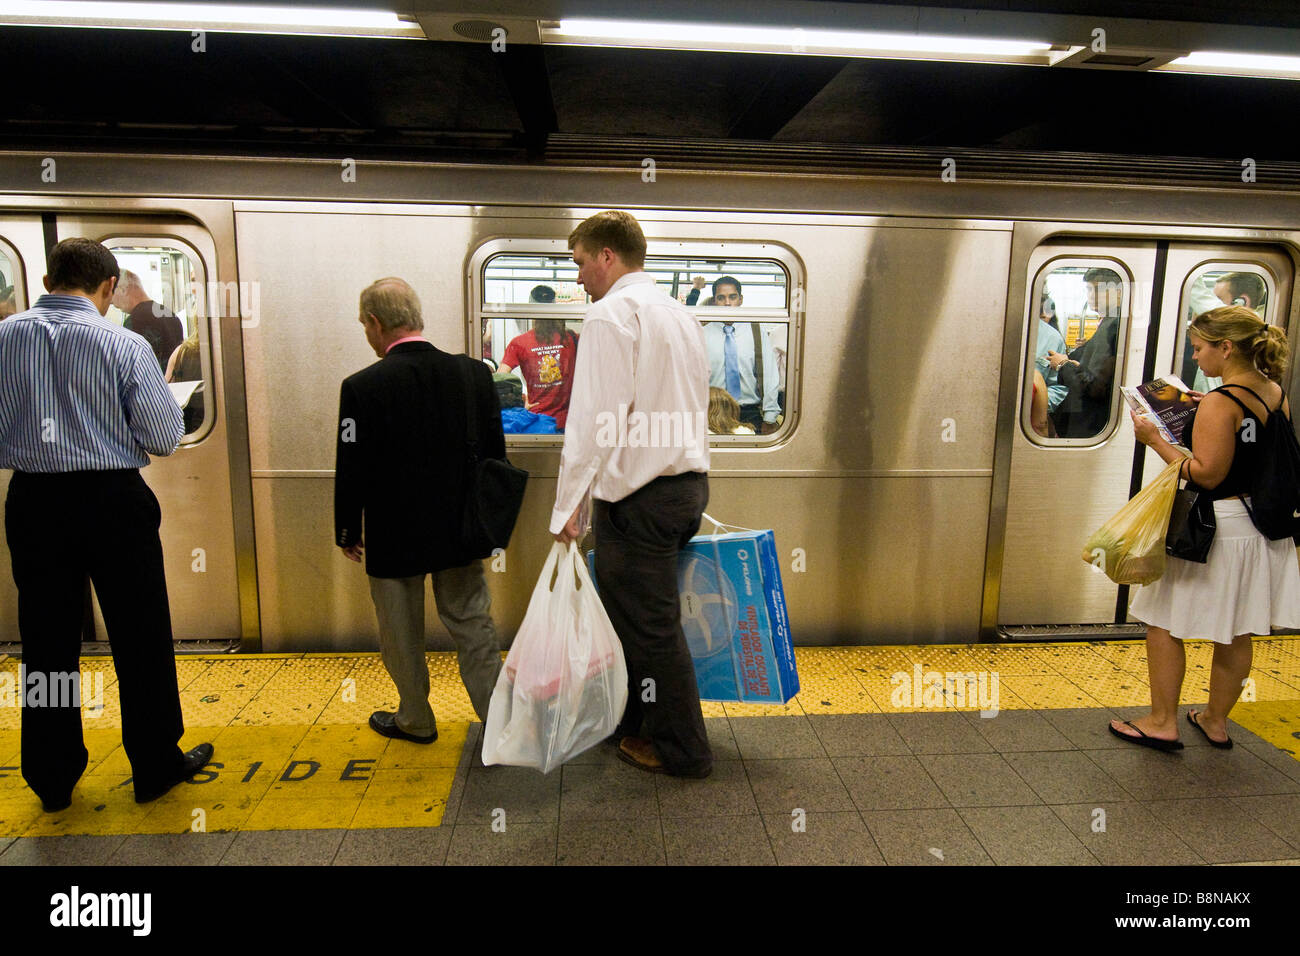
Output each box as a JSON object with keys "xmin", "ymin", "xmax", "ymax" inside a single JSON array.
[{"xmin": 616, "ymin": 737, "xmax": 664, "ymax": 773}]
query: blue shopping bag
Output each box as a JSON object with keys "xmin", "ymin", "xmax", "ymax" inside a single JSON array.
[{"xmin": 588, "ymin": 513, "xmax": 799, "ymax": 704}]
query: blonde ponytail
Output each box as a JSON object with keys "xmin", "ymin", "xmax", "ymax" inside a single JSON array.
[
  {"xmin": 1252, "ymin": 323, "xmax": 1289, "ymax": 383},
  {"xmin": 1189, "ymin": 305, "xmax": 1289, "ymax": 383}
]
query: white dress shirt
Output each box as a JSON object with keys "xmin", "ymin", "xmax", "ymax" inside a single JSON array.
[{"xmin": 549, "ymin": 271, "xmax": 711, "ymax": 533}]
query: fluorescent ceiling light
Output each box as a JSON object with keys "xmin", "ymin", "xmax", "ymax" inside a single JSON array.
[
  {"xmin": 545, "ymin": 18, "xmax": 1064, "ymax": 63},
  {"xmin": 1158, "ymin": 50, "xmax": 1300, "ymax": 79},
  {"xmin": 0, "ymin": 1, "xmax": 424, "ymax": 37}
]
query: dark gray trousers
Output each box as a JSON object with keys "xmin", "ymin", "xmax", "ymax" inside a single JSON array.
[
  {"xmin": 594, "ymin": 471, "xmax": 711, "ymax": 775},
  {"xmin": 368, "ymin": 561, "xmax": 502, "ymax": 735}
]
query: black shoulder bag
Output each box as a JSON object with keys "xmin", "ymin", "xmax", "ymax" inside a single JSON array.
[
  {"xmin": 459, "ymin": 358, "xmax": 529, "ymax": 558},
  {"xmin": 1165, "ymin": 456, "xmax": 1215, "ymax": 564}
]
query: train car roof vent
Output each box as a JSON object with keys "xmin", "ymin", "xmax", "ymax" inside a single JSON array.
[
  {"xmin": 1054, "ymin": 45, "xmax": 1186, "ymax": 71},
  {"xmin": 452, "ymin": 19, "xmax": 507, "ymax": 42},
  {"xmin": 413, "ymin": 12, "xmax": 542, "ymax": 45}
]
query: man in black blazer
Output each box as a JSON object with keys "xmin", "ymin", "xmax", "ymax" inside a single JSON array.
[{"xmin": 335, "ymin": 277, "xmax": 505, "ymax": 743}]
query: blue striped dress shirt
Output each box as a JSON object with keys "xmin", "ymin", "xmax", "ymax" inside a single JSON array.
[{"xmin": 0, "ymin": 294, "xmax": 184, "ymax": 472}]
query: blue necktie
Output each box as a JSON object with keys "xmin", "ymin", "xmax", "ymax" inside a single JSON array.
[{"xmin": 723, "ymin": 325, "xmax": 742, "ymax": 401}]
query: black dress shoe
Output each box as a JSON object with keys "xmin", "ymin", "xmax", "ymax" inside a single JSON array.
[
  {"xmin": 134, "ymin": 743, "xmax": 215, "ymax": 804},
  {"xmin": 369, "ymin": 711, "xmax": 437, "ymax": 744},
  {"xmin": 37, "ymin": 749, "xmax": 88, "ymax": 812}
]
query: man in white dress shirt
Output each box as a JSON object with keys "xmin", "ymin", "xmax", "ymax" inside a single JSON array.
[{"xmin": 551, "ymin": 210, "xmax": 714, "ymax": 778}]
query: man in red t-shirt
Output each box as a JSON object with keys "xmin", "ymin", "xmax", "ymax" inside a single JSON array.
[{"xmin": 501, "ymin": 289, "xmax": 580, "ymax": 429}]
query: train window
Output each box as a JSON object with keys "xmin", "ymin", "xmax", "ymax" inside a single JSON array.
[
  {"xmin": 1024, "ymin": 262, "xmax": 1128, "ymax": 443},
  {"xmin": 107, "ymin": 243, "xmax": 211, "ymax": 441},
  {"xmin": 1174, "ymin": 264, "xmax": 1274, "ymax": 393},
  {"xmin": 478, "ymin": 248, "xmax": 793, "ymax": 438},
  {"xmin": 660, "ymin": 258, "xmax": 789, "ymax": 435},
  {"xmin": 0, "ymin": 244, "xmax": 20, "ymax": 321}
]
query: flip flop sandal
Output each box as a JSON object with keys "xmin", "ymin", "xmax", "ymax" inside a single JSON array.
[
  {"xmin": 1186, "ymin": 711, "xmax": 1233, "ymax": 749},
  {"xmin": 1108, "ymin": 719, "xmax": 1184, "ymax": 752}
]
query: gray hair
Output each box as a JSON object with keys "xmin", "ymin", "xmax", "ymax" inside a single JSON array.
[
  {"xmin": 360, "ymin": 277, "xmax": 423, "ymax": 332},
  {"xmin": 118, "ymin": 269, "xmax": 143, "ymax": 293}
]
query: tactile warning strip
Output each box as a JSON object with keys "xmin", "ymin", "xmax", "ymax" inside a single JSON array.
[
  {"xmin": 0, "ymin": 723, "xmax": 465, "ymax": 837},
  {"xmin": 0, "ymin": 637, "xmax": 1296, "ymax": 836}
]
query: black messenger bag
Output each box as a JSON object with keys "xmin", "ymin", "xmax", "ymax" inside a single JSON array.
[{"xmin": 459, "ymin": 359, "xmax": 528, "ymax": 558}]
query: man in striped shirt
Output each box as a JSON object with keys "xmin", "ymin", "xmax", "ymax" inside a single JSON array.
[{"xmin": 0, "ymin": 237, "xmax": 213, "ymax": 811}]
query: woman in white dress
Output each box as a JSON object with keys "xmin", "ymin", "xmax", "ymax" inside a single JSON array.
[{"xmin": 1111, "ymin": 306, "xmax": 1300, "ymax": 750}]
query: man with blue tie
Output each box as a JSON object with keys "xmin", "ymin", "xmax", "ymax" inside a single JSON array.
[
  {"xmin": 700, "ymin": 277, "xmax": 781, "ymax": 433},
  {"xmin": 0, "ymin": 237, "xmax": 213, "ymax": 811}
]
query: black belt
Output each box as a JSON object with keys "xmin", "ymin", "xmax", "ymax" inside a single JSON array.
[
  {"xmin": 652, "ymin": 470, "xmax": 707, "ymax": 485},
  {"xmin": 13, "ymin": 468, "xmax": 141, "ymax": 483}
]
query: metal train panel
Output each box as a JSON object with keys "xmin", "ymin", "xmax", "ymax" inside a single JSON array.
[{"xmin": 233, "ymin": 205, "xmax": 1007, "ymax": 649}]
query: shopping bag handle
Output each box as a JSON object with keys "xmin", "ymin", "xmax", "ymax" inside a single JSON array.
[
  {"xmin": 568, "ymin": 539, "xmax": 596, "ymax": 592},
  {"xmin": 531, "ymin": 540, "xmax": 568, "ymax": 598},
  {"xmin": 700, "ymin": 511, "xmax": 760, "ymax": 535}
]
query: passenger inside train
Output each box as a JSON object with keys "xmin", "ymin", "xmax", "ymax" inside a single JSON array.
[
  {"xmin": 1045, "ymin": 267, "xmax": 1123, "ymax": 439},
  {"xmin": 700, "ymin": 276, "xmax": 783, "ymax": 433},
  {"xmin": 499, "ymin": 284, "xmax": 579, "ymax": 432},
  {"xmin": 1185, "ymin": 270, "xmax": 1269, "ymax": 394},
  {"xmin": 0, "ymin": 257, "xmax": 15, "ymax": 320},
  {"xmin": 707, "ymin": 385, "xmax": 756, "ymax": 435},
  {"xmin": 1029, "ymin": 369, "xmax": 1053, "ymax": 438},
  {"xmin": 1035, "ymin": 294, "xmax": 1068, "ymax": 413},
  {"xmin": 112, "ymin": 268, "xmax": 184, "ymax": 371},
  {"xmin": 165, "ymin": 331, "xmax": 205, "ymax": 435}
]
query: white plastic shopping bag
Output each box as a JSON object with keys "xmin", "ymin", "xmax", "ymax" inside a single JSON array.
[{"xmin": 481, "ymin": 541, "xmax": 628, "ymax": 773}]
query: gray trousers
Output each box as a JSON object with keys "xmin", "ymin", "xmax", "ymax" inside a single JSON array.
[{"xmin": 368, "ymin": 562, "xmax": 503, "ymax": 736}]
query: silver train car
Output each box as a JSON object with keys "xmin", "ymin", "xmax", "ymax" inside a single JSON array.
[{"xmin": 0, "ymin": 149, "xmax": 1296, "ymax": 652}]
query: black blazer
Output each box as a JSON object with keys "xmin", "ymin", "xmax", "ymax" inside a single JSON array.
[{"xmin": 334, "ymin": 341, "xmax": 506, "ymax": 578}]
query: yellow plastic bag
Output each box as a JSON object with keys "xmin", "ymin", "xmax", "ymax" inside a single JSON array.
[{"xmin": 1081, "ymin": 457, "xmax": 1185, "ymax": 585}]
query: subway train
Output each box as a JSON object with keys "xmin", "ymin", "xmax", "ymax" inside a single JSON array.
[{"xmin": 0, "ymin": 146, "xmax": 1296, "ymax": 653}]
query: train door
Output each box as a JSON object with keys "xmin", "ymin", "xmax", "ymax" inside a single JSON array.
[
  {"xmin": 0, "ymin": 214, "xmax": 49, "ymax": 643},
  {"xmin": 0, "ymin": 213, "xmax": 252, "ymax": 647},
  {"xmin": 991, "ymin": 237, "xmax": 1293, "ymax": 637}
]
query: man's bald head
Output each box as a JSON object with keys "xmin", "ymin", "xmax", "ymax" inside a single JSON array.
[{"xmin": 112, "ymin": 269, "xmax": 148, "ymax": 311}]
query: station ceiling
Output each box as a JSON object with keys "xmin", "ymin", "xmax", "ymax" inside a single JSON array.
[{"xmin": 3, "ymin": 0, "xmax": 1300, "ymax": 166}]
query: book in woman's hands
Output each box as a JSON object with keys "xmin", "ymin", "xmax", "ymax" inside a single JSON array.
[{"xmin": 1121, "ymin": 374, "xmax": 1196, "ymax": 444}]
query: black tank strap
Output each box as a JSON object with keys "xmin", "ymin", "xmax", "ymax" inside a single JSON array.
[{"xmin": 1214, "ymin": 382, "xmax": 1283, "ymax": 421}]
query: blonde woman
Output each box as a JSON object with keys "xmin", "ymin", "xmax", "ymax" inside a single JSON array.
[
  {"xmin": 708, "ymin": 386, "xmax": 755, "ymax": 435},
  {"xmin": 165, "ymin": 331, "xmax": 204, "ymax": 434},
  {"xmin": 1112, "ymin": 306, "xmax": 1300, "ymax": 750}
]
